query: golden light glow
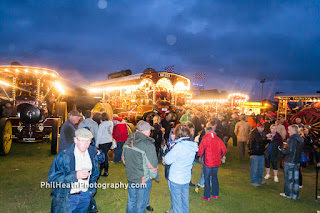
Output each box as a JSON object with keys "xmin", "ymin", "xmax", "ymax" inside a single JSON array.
[
  {"xmin": 15, "ymin": 69, "xmax": 19, "ymax": 72},
  {"xmin": 25, "ymin": 69, "xmax": 28, "ymax": 73},
  {"xmin": 0, "ymin": 80, "xmax": 11, "ymax": 86},
  {"xmin": 5, "ymin": 68, "xmax": 9, "ymax": 72},
  {"xmin": 34, "ymin": 69, "xmax": 39, "ymax": 74},
  {"xmin": 55, "ymin": 82, "xmax": 65, "ymax": 94},
  {"xmin": 156, "ymin": 78, "xmax": 173, "ymax": 91},
  {"xmin": 174, "ymin": 81, "xmax": 190, "ymax": 92},
  {"xmin": 43, "ymin": 71, "xmax": 47, "ymax": 75}
]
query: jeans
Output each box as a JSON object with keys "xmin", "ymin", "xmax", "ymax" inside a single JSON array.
[
  {"xmin": 146, "ymin": 180, "xmax": 152, "ymax": 206},
  {"xmin": 250, "ymin": 155, "xmax": 264, "ymax": 184},
  {"xmin": 127, "ymin": 179, "xmax": 152, "ymax": 213},
  {"xmin": 203, "ymin": 165, "xmax": 219, "ymax": 198},
  {"xmin": 69, "ymin": 191, "xmax": 92, "ymax": 213},
  {"xmin": 113, "ymin": 142, "xmax": 125, "ymax": 163},
  {"xmin": 284, "ymin": 162, "xmax": 300, "ymax": 199},
  {"xmin": 169, "ymin": 180, "xmax": 189, "ymax": 213}
]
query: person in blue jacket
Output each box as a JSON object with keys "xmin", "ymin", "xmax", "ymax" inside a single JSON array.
[
  {"xmin": 47, "ymin": 128, "xmax": 100, "ymax": 213},
  {"xmin": 164, "ymin": 124, "xmax": 198, "ymax": 213}
]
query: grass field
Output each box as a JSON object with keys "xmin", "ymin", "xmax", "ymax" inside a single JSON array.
[{"xmin": 1, "ymin": 139, "xmax": 320, "ymax": 213}]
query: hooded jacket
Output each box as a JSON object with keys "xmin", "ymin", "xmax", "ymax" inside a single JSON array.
[
  {"xmin": 78, "ymin": 118, "xmax": 99, "ymax": 140},
  {"xmin": 122, "ymin": 132, "xmax": 159, "ymax": 183},
  {"xmin": 179, "ymin": 109, "xmax": 192, "ymax": 124},
  {"xmin": 281, "ymin": 133, "xmax": 304, "ymax": 163},
  {"xmin": 47, "ymin": 144, "xmax": 100, "ymax": 213},
  {"xmin": 198, "ymin": 131, "xmax": 227, "ymax": 167},
  {"xmin": 164, "ymin": 137, "xmax": 198, "ymax": 184}
]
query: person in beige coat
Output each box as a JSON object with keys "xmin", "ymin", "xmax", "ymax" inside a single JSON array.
[
  {"xmin": 276, "ymin": 120, "xmax": 286, "ymax": 140},
  {"xmin": 234, "ymin": 115, "xmax": 252, "ymax": 160}
]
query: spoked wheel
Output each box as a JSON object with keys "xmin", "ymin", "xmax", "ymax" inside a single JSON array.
[
  {"xmin": 0, "ymin": 118, "xmax": 13, "ymax": 155},
  {"xmin": 51, "ymin": 119, "xmax": 60, "ymax": 155},
  {"xmin": 291, "ymin": 108, "xmax": 320, "ymax": 138}
]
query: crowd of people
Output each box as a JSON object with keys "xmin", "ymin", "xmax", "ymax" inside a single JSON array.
[{"xmin": 46, "ymin": 107, "xmax": 320, "ymax": 213}]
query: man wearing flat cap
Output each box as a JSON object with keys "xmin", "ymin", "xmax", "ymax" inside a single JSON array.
[
  {"xmin": 122, "ymin": 121, "xmax": 159, "ymax": 213},
  {"xmin": 48, "ymin": 128, "xmax": 100, "ymax": 213},
  {"xmin": 58, "ymin": 110, "xmax": 81, "ymax": 153},
  {"xmin": 248, "ymin": 123, "xmax": 269, "ymax": 187}
]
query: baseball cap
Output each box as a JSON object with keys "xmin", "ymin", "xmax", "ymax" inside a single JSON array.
[
  {"xmin": 136, "ymin": 121, "xmax": 154, "ymax": 131},
  {"xmin": 75, "ymin": 128, "xmax": 93, "ymax": 139},
  {"xmin": 257, "ymin": 123, "xmax": 264, "ymax": 127}
]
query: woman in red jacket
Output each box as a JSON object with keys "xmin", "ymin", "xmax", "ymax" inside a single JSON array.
[{"xmin": 198, "ymin": 120, "xmax": 227, "ymax": 201}]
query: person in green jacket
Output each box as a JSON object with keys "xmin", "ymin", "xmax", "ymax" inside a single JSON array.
[
  {"xmin": 122, "ymin": 121, "xmax": 159, "ymax": 213},
  {"xmin": 179, "ymin": 109, "xmax": 192, "ymax": 124}
]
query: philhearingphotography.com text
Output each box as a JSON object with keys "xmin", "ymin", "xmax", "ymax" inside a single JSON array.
[{"xmin": 40, "ymin": 182, "xmax": 147, "ymax": 190}]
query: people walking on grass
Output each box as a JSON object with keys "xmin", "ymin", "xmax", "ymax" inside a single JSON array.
[
  {"xmin": 48, "ymin": 128, "xmax": 100, "ymax": 213},
  {"xmin": 264, "ymin": 124, "xmax": 283, "ymax": 182},
  {"xmin": 279, "ymin": 124, "xmax": 304, "ymax": 200},
  {"xmin": 112, "ymin": 115, "xmax": 128, "ymax": 163},
  {"xmin": 96, "ymin": 112, "xmax": 113, "ymax": 177},
  {"xmin": 230, "ymin": 113, "xmax": 239, "ymax": 146},
  {"xmin": 164, "ymin": 124, "xmax": 198, "ymax": 213},
  {"xmin": 198, "ymin": 122, "xmax": 227, "ymax": 201},
  {"xmin": 248, "ymin": 123, "xmax": 268, "ymax": 187},
  {"xmin": 234, "ymin": 114, "xmax": 252, "ymax": 160},
  {"xmin": 122, "ymin": 121, "xmax": 159, "ymax": 213}
]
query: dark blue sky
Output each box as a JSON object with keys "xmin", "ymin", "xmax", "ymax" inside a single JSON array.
[{"xmin": 1, "ymin": 0, "xmax": 320, "ymax": 101}]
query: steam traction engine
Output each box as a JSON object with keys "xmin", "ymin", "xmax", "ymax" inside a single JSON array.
[{"xmin": 0, "ymin": 63, "xmax": 67, "ymax": 155}]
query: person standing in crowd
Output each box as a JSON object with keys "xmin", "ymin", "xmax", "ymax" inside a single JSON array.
[
  {"xmin": 122, "ymin": 121, "xmax": 159, "ymax": 213},
  {"xmin": 264, "ymin": 124, "xmax": 283, "ymax": 182},
  {"xmin": 234, "ymin": 115, "xmax": 252, "ymax": 160},
  {"xmin": 248, "ymin": 123, "xmax": 268, "ymax": 187},
  {"xmin": 112, "ymin": 115, "xmax": 128, "ymax": 163},
  {"xmin": 78, "ymin": 110, "xmax": 99, "ymax": 140},
  {"xmin": 92, "ymin": 112, "xmax": 102, "ymax": 125},
  {"xmin": 279, "ymin": 125, "xmax": 304, "ymax": 199},
  {"xmin": 230, "ymin": 113, "xmax": 239, "ymax": 146},
  {"xmin": 96, "ymin": 112, "xmax": 113, "ymax": 177},
  {"xmin": 279, "ymin": 116, "xmax": 290, "ymax": 138},
  {"xmin": 48, "ymin": 128, "xmax": 100, "ymax": 213},
  {"xmin": 191, "ymin": 111, "xmax": 202, "ymax": 137},
  {"xmin": 179, "ymin": 109, "xmax": 192, "ymax": 124},
  {"xmin": 295, "ymin": 117, "xmax": 304, "ymax": 128},
  {"xmin": 263, "ymin": 117, "xmax": 272, "ymax": 134},
  {"xmin": 151, "ymin": 115, "xmax": 163, "ymax": 160},
  {"xmin": 161, "ymin": 112, "xmax": 172, "ymax": 145},
  {"xmin": 198, "ymin": 124, "xmax": 227, "ymax": 201},
  {"xmin": 58, "ymin": 110, "xmax": 81, "ymax": 153},
  {"xmin": 221, "ymin": 118, "xmax": 230, "ymax": 163},
  {"xmin": 164, "ymin": 124, "xmax": 198, "ymax": 213},
  {"xmin": 215, "ymin": 113, "xmax": 224, "ymax": 139},
  {"xmin": 275, "ymin": 120, "xmax": 286, "ymax": 141}
]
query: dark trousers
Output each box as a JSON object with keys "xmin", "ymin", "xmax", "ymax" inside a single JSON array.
[
  {"xmin": 232, "ymin": 133, "xmax": 237, "ymax": 146},
  {"xmin": 99, "ymin": 143, "xmax": 112, "ymax": 173}
]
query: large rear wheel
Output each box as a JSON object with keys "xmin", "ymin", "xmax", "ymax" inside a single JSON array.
[
  {"xmin": 51, "ymin": 119, "xmax": 60, "ymax": 155},
  {"xmin": 0, "ymin": 118, "xmax": 12, "ymax": 155}
]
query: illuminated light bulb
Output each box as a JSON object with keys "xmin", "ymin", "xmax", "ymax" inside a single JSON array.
[
  {"xmin": 34, "ymin": 69, "xmax": 39, "ymax": 74},
  {"xmin": 51, "ymin": 73, "xmax": 55, "ymax": 77},
  {"xmin": 5, "ymin": 68, "xmax": 9, "ymax": 71},
  {"xmin": 43, "ymin": 71, "xmax": 47, "ymax": 75},
  {"xmin": 25, "ymin": 69, "xmax": 28, "ymax": 72},
  {"xmin": 15, "ymin": 69, "xmax": 19, "ymax": 72}
]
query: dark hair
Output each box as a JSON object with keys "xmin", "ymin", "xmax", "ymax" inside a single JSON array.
[
  {"xmin": 205, "ymin": 126, "xmax": 213, "ymax": 133},
  {"xmin": 186, "ymin": 121, "xmax": 195, "ymax": 129},
  {"xmin": 101, "ymin": 112, "xmax": 109, "ymax": 121},
  {"xmin": 174, "ymin": 124, "xmax": 191, "ymax": 139},
  {"xmin": 83, "ymin": 110, "xmax": 92, "ymax": 119},
  {"xmin": 210, "ymin": 118, "xmax": 218, "ymax": 127}
]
